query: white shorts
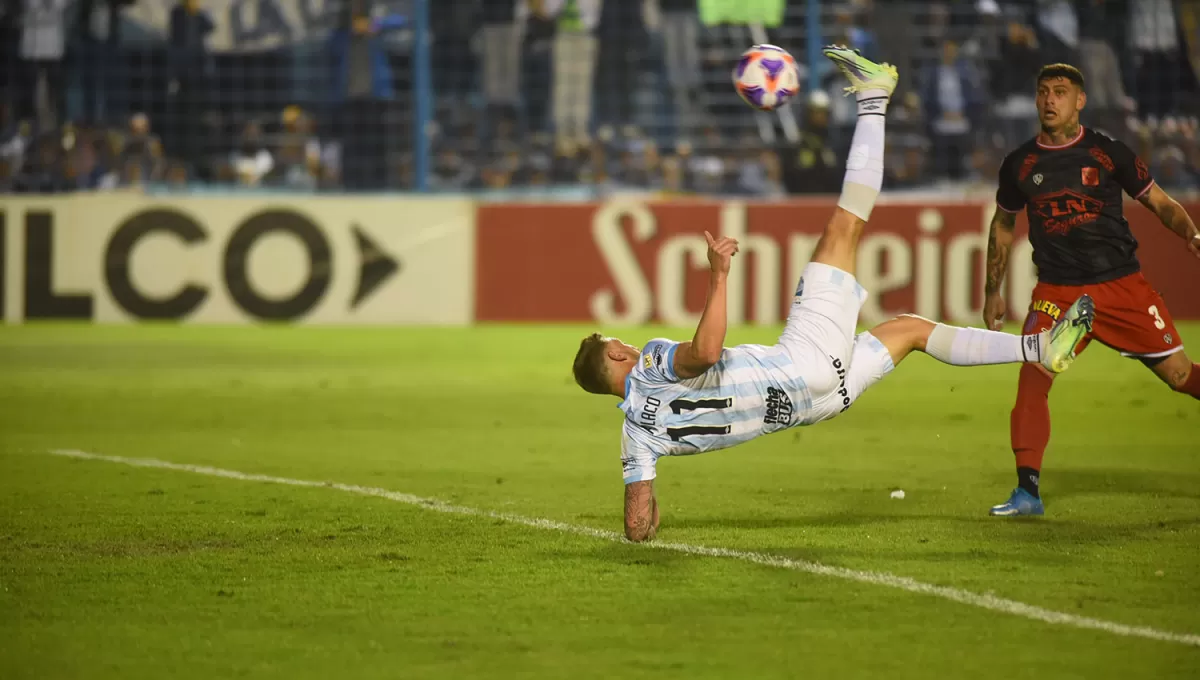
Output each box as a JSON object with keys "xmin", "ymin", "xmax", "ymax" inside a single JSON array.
[{"xmin": 777, "ymin": 262, "xmax": 895, "ymax": 422}]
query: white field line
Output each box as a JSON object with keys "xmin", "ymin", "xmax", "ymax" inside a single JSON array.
[{"xmin": 45, "ymin": 448, "xmax": 1200, "ymax": 648}]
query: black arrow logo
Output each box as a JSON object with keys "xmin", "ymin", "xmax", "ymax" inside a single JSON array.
[{"xmin": 352, "ymin": 225, "xmax": 400, "ymax": 309}]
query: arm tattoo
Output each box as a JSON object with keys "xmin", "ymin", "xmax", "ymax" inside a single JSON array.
[
  {"xmin": 985, "ymin": 211, "xmax": 1016, "ymax": 295},
  {"xmin": 623, "ymin": 481, "xmax": 656, "ymax": 542},
  {"xmin": 1157, "ymin": 201, "xmax": 1192, "ymax": 240},
  {"xmin": 1173, "ymin": 369, "xmax": 1189, "ymax": 389},
  {"xmin": 1157, "ymin": 201, "xmax": 1180, "ymax": 233},
  {"xmin": 1143, "ymin": 189, "xmax": 1198, "ymax": 241}
]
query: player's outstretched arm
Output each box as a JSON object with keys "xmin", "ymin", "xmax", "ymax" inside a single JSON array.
[
  {"xmin": 673, "ymin": 232, "xmax": 740, "ymax": 379},
  {"xmin": 983, "ymin": 207, "xmax": 1018, "ymax": 329},
  {"xmin": 623, "ymin": 480, "xmax": 659, "ymax": 542},
  {"xmin": 1138, "ymin": 184, "xmax": 1200, "ymax": 259}
]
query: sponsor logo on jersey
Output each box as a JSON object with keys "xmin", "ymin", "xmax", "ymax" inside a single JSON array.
[
  {"xmin": 1165, "ymin": 333, "xmax": 1174, "ymax": 345},
  {"xmin": 1018, "ymin": 153, "xmax": 1039, "ymax": 182},
  {"xmin": 1030, "ymin": 299, "xmax": 1063, "ymax": 321},
  {"xmin": 1031, "ymin": 189, "xmax": 1104, "ymax": 234},
  {"xmin": 1089, "ymin": 147, "xmax": 1114, "ymax": 171},
  {"xmin": 1081, "ymin": 167, "xmax": 1099, "ymax": 186},
  {"xmin": 829, "ymin": 356, "xmax": 852, "ymax": 413},
  {"xmin": 763, "ymin": 386, "xmax": 794, "ymax": 426},
  {"xmin": 643, "ymin": 354, "xmax": 653, "ymax": 369},
  {"xmin": 1135, "ymin": 157, "xmax": 1150, "ymax": 181}
]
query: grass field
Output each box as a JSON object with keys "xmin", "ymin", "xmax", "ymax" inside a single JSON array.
[{"xmin": 1, "ymin": 322, "xmax": 1198, "ymax": 679}]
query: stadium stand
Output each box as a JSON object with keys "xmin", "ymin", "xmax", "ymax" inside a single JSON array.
[{"xmin": 0, "ymin": 0, "xmax": 1197, "ymax": 196}]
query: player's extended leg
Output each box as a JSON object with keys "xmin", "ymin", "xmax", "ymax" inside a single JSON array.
[
  {"xmin": 778, "ymin": 47, "xmax": 897, "ymax": 368},
  {"xmin": 1144, "ymin": 349, "xmax": 1200, "ymax": 400},
  {"xmin": 866, "ymin": 295, "xmax": 1094, "ymax": 373},
  {"xmin": 810, "ymin": 45, "xmax": 898, "ymax": 276},
  {"xmin": 827, "ymin": 301, "xmax": 1094, "ymax": 424}
]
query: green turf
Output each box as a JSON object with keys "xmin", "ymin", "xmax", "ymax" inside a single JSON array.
[{"xmin": 1, "ymin": 323, "xmax": 1198, "ymax": 679}]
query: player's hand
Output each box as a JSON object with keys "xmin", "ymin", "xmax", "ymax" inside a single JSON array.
[
  {"xmin": 704, "ymin": 231, "xmax": 739, "ymax": 274},
  {"xmin": 983, "ymin": 292, "xmax": 1007, "ymax": 331}
]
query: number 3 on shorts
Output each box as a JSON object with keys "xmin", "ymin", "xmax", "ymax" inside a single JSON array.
[{"xmin": 1149, "ymin": 305, "xmax": 1166, "ymax": 330}]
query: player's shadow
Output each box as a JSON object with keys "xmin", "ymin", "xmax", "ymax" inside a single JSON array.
[
  {"xmin": 1042, "ymin": 467, "xmax": 1200, "ymax": 502},
  {"xmin": 585, "ymin": 542, "xmax": 695, "ymax": 567},
  {"xmin": 664, "ymin": 508, "xmax": 1200, "ymax": 552},
  {"xmin": 669, "ymin": 512, "xmax": 969, "ymax": 530},
  {"xmin": 579, "ymin": 534, "xmax": 1096, "ymax": 568},
  {"xmin": 667, "ymin": 516, "xmax": 843, "ymax": 530}
]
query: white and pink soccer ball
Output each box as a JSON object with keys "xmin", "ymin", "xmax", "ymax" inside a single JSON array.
[{"xmin": 732, "ymin": 44, "xmax": 801, "ymax": 111}]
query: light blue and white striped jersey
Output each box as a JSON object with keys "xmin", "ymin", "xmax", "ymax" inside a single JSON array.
[{"xmin": 618, "ymin": 338, "xmax": 818, "ymax": 484}]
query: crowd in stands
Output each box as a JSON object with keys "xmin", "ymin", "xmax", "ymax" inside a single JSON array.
[{"xmin": 0, "ymin": 0, "xmax": 1197, "ymax": 195}]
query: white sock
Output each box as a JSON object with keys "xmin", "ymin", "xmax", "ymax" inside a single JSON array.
[
  {"xmin": 836, "ymin": 89, "xmax": 889, "ymax": 222},
  {"xmin": 925, "ymin": 324, "xmax": 1046, "ymax": 367}
]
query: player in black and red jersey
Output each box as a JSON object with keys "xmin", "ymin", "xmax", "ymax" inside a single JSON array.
[{"xmin": 984, "ymin": 63, "xmax": 1200, "ymax": 517}]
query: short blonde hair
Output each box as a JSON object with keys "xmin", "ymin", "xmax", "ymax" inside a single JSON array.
[{"xmin": 572, "ymin": 333, "xmax": 610, "ymax": 395}]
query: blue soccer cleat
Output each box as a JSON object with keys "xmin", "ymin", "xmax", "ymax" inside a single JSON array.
[{"xmin": 989, "ymin": 487, "xmax": 1044, "ymax": 517}]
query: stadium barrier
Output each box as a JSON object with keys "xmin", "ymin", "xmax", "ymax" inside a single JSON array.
[
  {"xmin": 476, "ymin": 199, "xmax": 1200, "ymax": 325},
  {"xmin": 3, "ymin": 196, "xmax": 1198, "ymax": 325},
  {"xmin": 0, "ymin": 194, "xmax": 474, "ymax": 324}
]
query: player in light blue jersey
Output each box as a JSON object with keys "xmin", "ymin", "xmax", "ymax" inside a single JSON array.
[{"xmin": 571, "ymin": 46, "xmax": 1096, "ymax": 542}]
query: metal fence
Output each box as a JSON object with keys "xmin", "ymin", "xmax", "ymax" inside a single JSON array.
[{"xmin": 1, "ymin": 0, "xmax": 1198, "ymax": 196}]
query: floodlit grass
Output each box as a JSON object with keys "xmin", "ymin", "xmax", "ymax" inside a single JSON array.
[{"xmin": 1, "ymin": 324, "xmax": 1198, "ymax": 678}]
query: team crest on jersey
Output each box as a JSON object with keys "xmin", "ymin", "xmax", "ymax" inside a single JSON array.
[
  {"xmin": 1033, "ymin": 173, "xmax": 1043, "ymax": 185},
  {"xmin": 1082, "ymin": 167, "xmax": 1099, "ymax": 186}
]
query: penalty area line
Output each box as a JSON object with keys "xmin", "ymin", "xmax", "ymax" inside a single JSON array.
[{"xmin": 44, "ymin": 448, "xmax": 1200, "ymax": 649}]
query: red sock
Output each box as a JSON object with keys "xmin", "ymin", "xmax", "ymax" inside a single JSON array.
[
  {"xmin": 1010, "ymin": 364, "xmax": 1054, "ymax": 472},
  {"xmin": 1179, "ymin": 365, "xmax": 1200, "ymax": 400}
]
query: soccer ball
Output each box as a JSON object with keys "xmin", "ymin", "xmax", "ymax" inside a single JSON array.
[{"xmin": 732, "ymin": 44, "xmax": 800, "ymax": 111}]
